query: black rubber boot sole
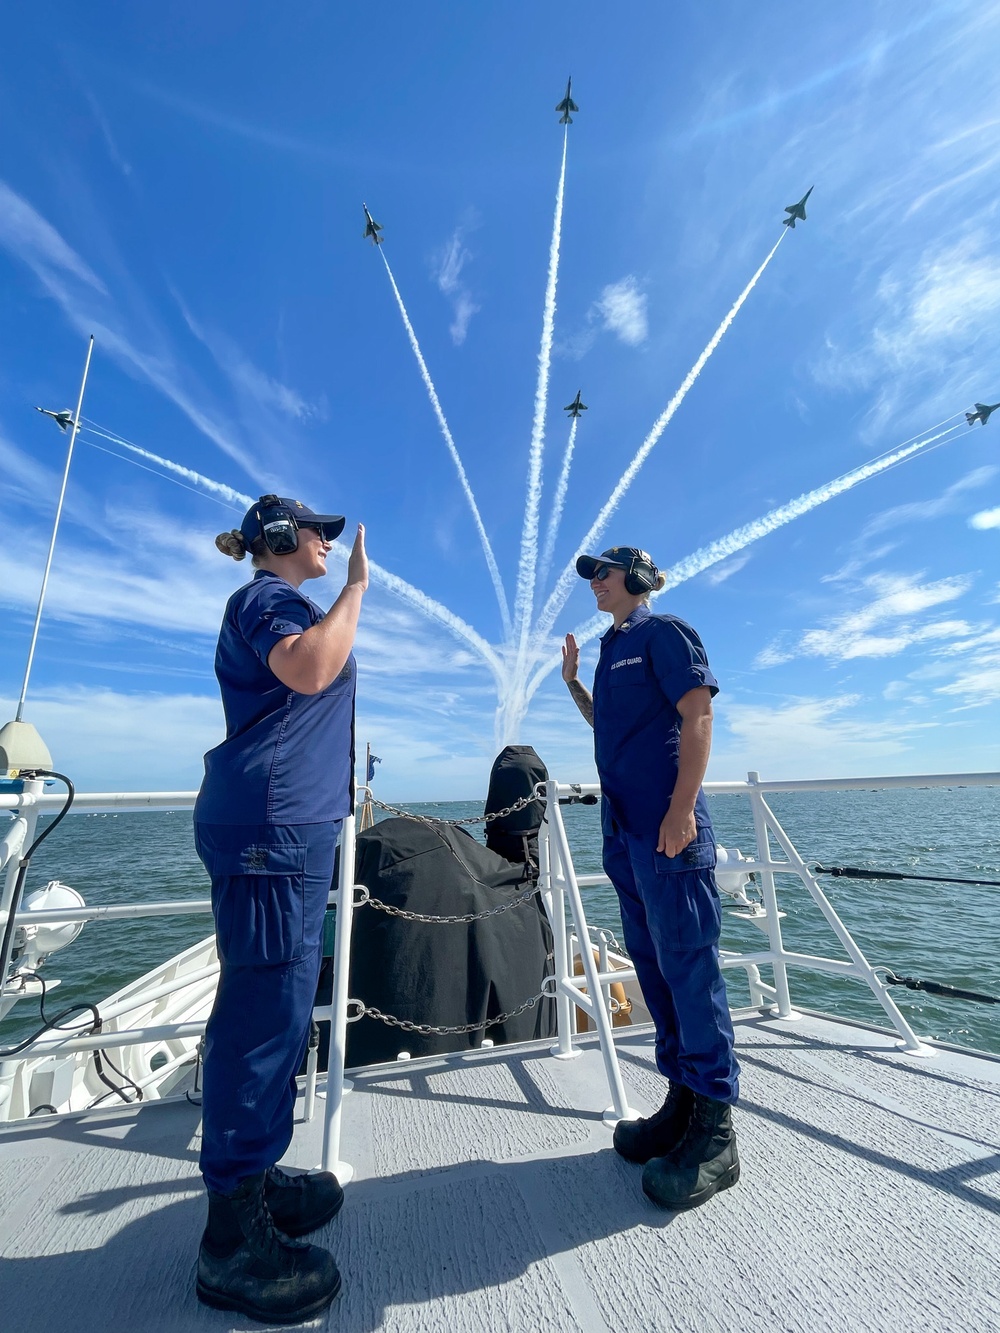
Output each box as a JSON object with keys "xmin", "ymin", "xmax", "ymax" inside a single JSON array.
[
  {"xmin": 196, "ymin": 1271, "xmax": 342, "ymax": 1324},
  {"xmin": 642, "ymin": 1158, "xmax": 740, "ymax": 1211}
]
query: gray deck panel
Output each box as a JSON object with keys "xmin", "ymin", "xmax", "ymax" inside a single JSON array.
[{"xmin": 1, "ymin": 1011, "xmax": 998, "ymax": 1332}]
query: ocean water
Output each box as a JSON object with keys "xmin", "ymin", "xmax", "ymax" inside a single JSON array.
[{"xmin": 3, "ymin": 787, "xmax": 999, "ymax": 1055}]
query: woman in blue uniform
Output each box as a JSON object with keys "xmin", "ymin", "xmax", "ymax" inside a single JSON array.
[
  {"xmin": 562, "ymin": 546, "xmax": 740, "ymax": 1212},
  {"xmin": 193, "ymin": 494, "xmax": 367, "ymax": 1324}
]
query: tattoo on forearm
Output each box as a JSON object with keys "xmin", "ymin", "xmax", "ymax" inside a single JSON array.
[{"xmin": 567, "ymin": 679, "xmax": 594, "ymax": 728}]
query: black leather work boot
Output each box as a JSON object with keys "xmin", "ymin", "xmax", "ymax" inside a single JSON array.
[
  {"xmin": 197, "ymin": 1172, "xmax": 342, "ymax": 1324},
  {"xmin": 641, "ymin": 1093, "xmax": 740, "ymax": 1210},
  {"xmin": 613, "ymin": 1081, "xmax": 693, "ymax": 1164},
  {"xmin": 265, "ymin": 1165, "xmax": 344, "ymax": 1237}
]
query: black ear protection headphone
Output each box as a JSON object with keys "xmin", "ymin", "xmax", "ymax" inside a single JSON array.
[
  {"xmin": 257, "ymin": 495, "xmax": 301, "ymax": 556},
  {"xmin": 623, "ymin": 560, "xmax": 656, "ymax": 596}
]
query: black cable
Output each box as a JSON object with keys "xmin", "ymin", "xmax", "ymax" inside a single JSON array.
[
  {"xmin": 0, "ymin": 771, "xmax": 75, "ymax": 996},
  {"xmin": 815, "ymin": 864, "xmax": 1000, "ymax": 888},
  {"xmin": 881, "ymin": 971, "xmax": 1000, "ymax": 1006},
  {"xmin": 95, "ymin": 1047, "xmax": 143, "ymax": 1104}
]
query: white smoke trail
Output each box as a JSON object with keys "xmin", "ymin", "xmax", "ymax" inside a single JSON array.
[
  {"xmin": 513, "ymin": 127, "xmax": 569, "ymax": 653},
  {"xmin": 536, "ymin": 421, "xmax": 966, "ymax": 685},
  {"xmin": 81, "ymin": 435, "xmax": 247, "ymax": 511},
  {"xmin": 378, "ymin": 250, "xmax": 512, "ymax": 639},
  {"xmin": 84, "ymin": 419, "xmax": 501, "ymax": 678},
  {"xmin": 532, "ymin": 232, "xmax": 787, "ymax": 647},
  {"xmin": 83, "ymin": 421, "xmax": 254, "ymax": 508},
  {"xmin": 538, "ymin": 416, "xmax": 579, "ymax": 586},
  {"xmin": 326, "ymin": 542, "xmax": 502, "ymax": 682}
]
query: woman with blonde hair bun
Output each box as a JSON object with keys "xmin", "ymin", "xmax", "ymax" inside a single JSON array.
[{"xmin": 192, "ymin": 493, "xmax": 367, "ymax": 1323}]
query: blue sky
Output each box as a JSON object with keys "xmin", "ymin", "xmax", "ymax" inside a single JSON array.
[{"xmin": 3, "ymin": 1, "xmax": 1000, "ymax": 798}]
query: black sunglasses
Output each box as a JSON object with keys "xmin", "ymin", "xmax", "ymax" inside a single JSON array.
[{"xmin": 592, "ymin": 564, "xmax": 620, "ymax": 581}]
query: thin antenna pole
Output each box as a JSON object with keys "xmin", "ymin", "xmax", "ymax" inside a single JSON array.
[{"xmin": 16, "ymin": 335, "xmax": 95, "ymax": 721}]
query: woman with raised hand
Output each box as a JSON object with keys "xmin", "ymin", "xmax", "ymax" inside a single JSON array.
[
  {"xmin": 193, "ymin": 494, "xmax": 367, "ymax": 1324},
  {"xmin": 562, "ymin": 545, "xmax": 740, "ymax": 1214}
]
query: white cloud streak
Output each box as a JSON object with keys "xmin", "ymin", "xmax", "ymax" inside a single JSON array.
[
  {"xmin": 593, "ymin": 276, "xmax": 648, "ymax": 346},
  {"xmin": 434, "ymin": 226, "xmax": 480, "ymax": 346}
]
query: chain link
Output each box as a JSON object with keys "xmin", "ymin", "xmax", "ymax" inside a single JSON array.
[
  {"xmin": 346, "ymin": 980, "xmax": 556, "ymax": 1035},
  {"xmin": 364, "ymin": 880, "xmax": 544, "ymax": 924},
  {"xmin": 367, "ymin": 789, "xmax": 543, "ymax": 828}
]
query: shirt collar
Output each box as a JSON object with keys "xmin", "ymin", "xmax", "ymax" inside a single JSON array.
[{"xmin": 600, "ymin": 602, "xmax": 651, "ymax": 643}]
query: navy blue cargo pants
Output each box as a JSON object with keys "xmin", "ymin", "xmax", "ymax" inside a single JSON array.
[
  {"xmin": 194, "ymin": 820, "xmax": 341, "ymax": 1194},
  {"xmin": 602, "ymin": 809, "xmax": 739, "ymax": 1103}
]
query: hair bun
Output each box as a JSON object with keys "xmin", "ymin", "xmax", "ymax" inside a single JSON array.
[
  {"xmin": 215, "ymin": 530, "xmax": 247, "ymax": 560},
  {"xmin": 653, "ymin": 571, "xmax": 667, "ymax": 592}
]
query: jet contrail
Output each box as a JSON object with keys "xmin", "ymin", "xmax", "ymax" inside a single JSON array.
[
  {"xmin": 532, "ymin": 231, "xmax": 787, "ymax": 647},
  {"xmin": 83, "ymin": 421, "xmax": 254, "ymax": 508},
  {"xmin": 535, "ymin": 421, "xmax": 966, "ymax": 684},
  {"xmin": 83, "ymin": 418, "xmax": 500, "ymax": 676},
  {"xmin": 513, "ymin": 125, "xmax": 569, "ymax": 655},
  {"xmin": 538, "ymin": 415, "xmax": 579, "ymax": 586},
  {"xmin": 378, "ymin": 249, "xmax": 512, "ymax": 638},
  {"xmin": 81, "ymin": 435, "xmax": 247, "ymax": 512},
  {"xmin": 326, "ymin": 541, "xmax": 503, "ymax": 683}
]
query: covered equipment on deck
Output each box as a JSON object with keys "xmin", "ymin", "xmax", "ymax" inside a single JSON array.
[{"xmin": 345, "ymin": 816, "xmax": 556, "ymax": 1066}]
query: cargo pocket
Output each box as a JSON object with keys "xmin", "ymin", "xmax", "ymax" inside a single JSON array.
[
  {"xmin": 652, "ymin": 833, "xmax": 721, "ymax": 950},
  {"xmin": 207, "ymin": 841, "xmax": 309, "ymax": 967}
]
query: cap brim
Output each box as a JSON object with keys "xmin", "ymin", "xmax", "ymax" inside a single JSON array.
[
  {"xmin": 576, "ymin": 553, "xmax": 628, "ymax": 580},
  {"xmin": 305, "ymin": 515, "xmax": 346, "ymax": 541}
]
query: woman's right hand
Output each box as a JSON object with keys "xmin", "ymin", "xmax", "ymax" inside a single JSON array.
[
  {"xmin": 347, "ymin": 523, "xmax": 369, "ymax": 592},
  {"xmin": 561, "ymin": 632, "xmax": 579, "ymax": 683}
]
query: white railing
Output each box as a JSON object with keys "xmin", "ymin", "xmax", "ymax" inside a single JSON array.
[
  {"xmin": 3, "ymin": 770, "xmax": 999, "ymax": 1138},
  {"xmin": 540, "ymin": 770, "xmax": 1000, "ymax": 1116}
]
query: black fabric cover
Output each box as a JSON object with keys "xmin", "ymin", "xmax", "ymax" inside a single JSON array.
[
  {"xmin": 483, "ymin": 744, "xmax": 548, "ymax": 865},
  {"xmin": 345, "ymin": 816, "xmax": 556, "ymax": 1067}
]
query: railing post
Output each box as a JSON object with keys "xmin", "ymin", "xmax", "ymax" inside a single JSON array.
[
  {"xmin": 540, "ymin": 784, "xmax": 579, "ymax": 1060},
  {"xmin": 746, "ymin": 772, "xmax": 798, "ymax": 1020},
  {"xmin": 547, "ymin": 788, "xmax": 635, "ymax": 1123},
  {"xmin": 321, "ymin": 814, "xmax": 357, "ymax": 1182}
]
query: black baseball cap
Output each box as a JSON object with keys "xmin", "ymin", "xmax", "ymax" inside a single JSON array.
[
  {"xmin": 576, "ymin": 546, "xmax": 656, "ymax": 580},
  {"xmin": 240, "ymin": 496, "xmax": 346, "ymax": 546}
]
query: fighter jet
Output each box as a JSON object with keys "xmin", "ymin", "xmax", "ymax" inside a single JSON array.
[
  {"xmin": 362, "ymin": 204, "xmax": 383, "ymax": 245},
  {"xmin": 966, "ymin": 401, "xmax": 1000, "ymax": 426},
  {"xmin": 34, "ymin": 407, "xmax": 75, "ymax": 431},
  {"xmin": 555, "ymin": 77, "xmax": 578, "ymax": 124},
  {"xmin": 564, "ymin": 390, "xmax": 588, "ymax": 418},
  {"xmin": 782, "ymin": 187, "xmax": 814, "ymax": 228}
]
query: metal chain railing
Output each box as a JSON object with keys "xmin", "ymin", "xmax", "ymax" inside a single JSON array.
[
  {"xmin": 367, "ymin": 790, "xmax": 542, "ymax": 828},
  {"xmin": 345, "ymin": 979, "xmax": 557, "ymax": 1036},
  {"xmin": 346, "ymin": 785, "xmax": 553, "ymax": 1037},
  {"xmin": 364, "ymin": 880, "xmax": 544, "ymax": 924}
]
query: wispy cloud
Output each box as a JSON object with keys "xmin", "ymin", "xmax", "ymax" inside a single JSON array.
[
  {"xmin": 0, "ymin": 181, "xmax": 107, "ymax": 293},
  {"xmin": 593, "ymin": 276, "xmax": 648, "ymax": 346},
  {"xmin": 755, "ymin": 570, "xmax": 975, "ymax": 667},
  {"xmin": 713, "ymin": 693, "xmax": 927, "ymax": 779},
  {"xmin": 0, "ymin": 177, "xmax": 260, "ymax": 476},
  {"xmin": 862, "ymin": 465, "xmax": 997, "ymax": 537},
  {"xmin": 433, "ymin": 222, "xmax": 481, "ymax": 346},
  {"xmin": 557, "ymin": 274, "xmax": 649, "ymax": 360},
  {"xmin": 171, "ymin": 294, "xmax": 323, "ymax": 422}
]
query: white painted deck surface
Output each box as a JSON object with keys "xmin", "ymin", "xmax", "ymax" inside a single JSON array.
[{"xmin": 1, "ymin": 1010, "xmax": 998, "ymax": 1332}]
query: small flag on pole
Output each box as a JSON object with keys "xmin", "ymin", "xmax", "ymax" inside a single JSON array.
[{"xmin": 367, "ymin": 753, "xmax": 382, "ymax": 784}]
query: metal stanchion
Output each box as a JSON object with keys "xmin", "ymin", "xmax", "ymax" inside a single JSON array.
[{"xmin": 321, "ymin": 813, "xmax": 357, "ymax": 1182}]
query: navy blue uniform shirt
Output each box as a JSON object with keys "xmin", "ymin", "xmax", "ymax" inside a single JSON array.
[
  {"xmin": 195, "ymin": 570, "xmax": 355, "ymax": 826},
  {"xmin": 592, "ymin": 604, "xmax": 718, "ymax": 836}
]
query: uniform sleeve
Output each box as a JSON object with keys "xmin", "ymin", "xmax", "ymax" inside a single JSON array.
[
  {"xmin": 648, "ymin": 618, "xmax": 719, "ymax": 707},
  {"xmin": 235, "ymin": 583, "xmax": 318, "ymax": 667}
]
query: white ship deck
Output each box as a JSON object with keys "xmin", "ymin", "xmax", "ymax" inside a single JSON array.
[{"xmin": 1, "ymin": 1009, "xmax": 998, "ymax": 1332}]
